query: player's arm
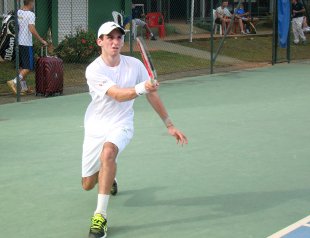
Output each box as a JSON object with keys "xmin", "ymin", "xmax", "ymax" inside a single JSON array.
[
  {"xmin": 146, "ymin": 91, "xmax": 188, "ymax": 145},
  {"xmin": 107, "ymin": 80, "xmax": 157, "ymax": 102},
  {"xmin": 28, "ymin": 24, "xmax": 47, "ymax": 45}
]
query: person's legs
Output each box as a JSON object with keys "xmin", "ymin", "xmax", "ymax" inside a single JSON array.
[
  {"xmin": 135, "ymin": 19, "xmax": 156, "ymax": 40},
  {"xmin": 238, "ymin": 18, "xmax": 245, "ymax": 33},
  {"xmin": 19, "ymin": 69, "xmax": 30, "ymax": 79},
  {"xmin": 7, "ymin": 46, "xmax": 34, "ymax": 94},
  {"xmin": 82, "ymin": 142, "xmax": 118, "ymax": 195},
  {"xmin": 83, "ymin": 127, "xmax": 132, "ymax": 237},
  {"xmin": 84, "ymin": 143, "xmax": 118, "ymax": 238},
  {"xmin": 292, "ymin": 18, "xmax": 300, "ymax": 44},
  {"xmin": 296, "ymin": 17, "xmax": 306, "ymax": 42},
  {"xmin": 221, "ymin": 18, "xmax": 226, "ymax": 34},
  {"xmin": 224, "ymin": 19, "xmax": 231, "ymax": 34},
  {"xmin": 82, "ymin": 171, "xmax": 99, "ymax": 191}
]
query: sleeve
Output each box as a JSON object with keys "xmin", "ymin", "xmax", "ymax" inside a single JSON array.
[
  {"xmin": 29, "ymin": 12, "xmax": 35, "ymax": 25},
  {"xmin": 136, "ymin": 60, "xmax": 150, "ymax": 84},
  {"xmin": 225, "ymin": 8, "xmax": 232, "ymax": 17},
  {"xmin": 86, "ymin": 67, "xmax": 116, "ymax": 97}
]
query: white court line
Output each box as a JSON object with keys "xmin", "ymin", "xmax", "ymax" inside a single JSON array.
[{"xmin": 267, "ymin": 215, "xmax": 310, "ymax": 238}]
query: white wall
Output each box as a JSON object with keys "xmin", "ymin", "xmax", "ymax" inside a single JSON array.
[
  {"xmin": 1, "ymin": 0, "xmax": 15, "ymax": 16},
  {"xmin": 58, "ymin": 0, "xmax": 88, "ymax": 41}
]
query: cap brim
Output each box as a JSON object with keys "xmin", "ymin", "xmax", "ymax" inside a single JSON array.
[{"xmin": 115, "ymin": 27, "xmax": 125, "ymax": 35}]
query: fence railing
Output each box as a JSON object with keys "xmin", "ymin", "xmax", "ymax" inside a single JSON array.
[{"xmin": 0, "ymin": 0, "xmax": 309, "ymax": 103}]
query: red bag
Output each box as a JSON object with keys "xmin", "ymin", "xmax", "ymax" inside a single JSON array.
[{"xmin": 35, "ymin": 47, "xmax": 63, "ymax": 97}]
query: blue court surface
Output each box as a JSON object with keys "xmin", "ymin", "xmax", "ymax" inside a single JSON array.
[{"xmin": 268, "ymin": 216, "xmax": 310, "ymax": 238}]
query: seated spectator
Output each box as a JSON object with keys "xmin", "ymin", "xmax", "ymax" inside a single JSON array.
[
  {"xmin": 131, "ymin": 4, "xmax": 156, "ymax": 40},
  {"xmin": 123, "ymin": 4, "xmax": 157, "ymax": 40},
  {"xmin": 234, "ymin": 4, "xmax": 248, "ymax": 34},
  {"xmin": 215, "ymin": 1, "xmax": 233, "ymax": 34},
  {"xmin": 235, "ymin": 3, "xmax": 259, "ymax": 34}
]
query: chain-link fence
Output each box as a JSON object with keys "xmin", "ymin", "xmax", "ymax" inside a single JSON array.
[{"xmin": 0, "ymin": 0, "xmax": 309, "ymax": 104}]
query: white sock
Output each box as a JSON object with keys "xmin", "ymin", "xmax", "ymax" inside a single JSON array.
[
  {"xmin": 21, "ymin": 80, "xmax": 28, "ymax": 90},
  {"xmin": 150, "ymin": 32, "xmax": 154, "ymax": 37},
  {"xmin": 94, "ymin": 194, "xmax": 110, "ymax": 218}
]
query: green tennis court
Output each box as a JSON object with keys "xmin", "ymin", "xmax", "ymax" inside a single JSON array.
[{"xmin": 0, "ymin": 62, "xmax": 310, "ymax": 238}]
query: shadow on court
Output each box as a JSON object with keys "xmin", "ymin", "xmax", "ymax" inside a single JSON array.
[{"xmin": 0, "ymin": 62, "xmax": 310, "ymax": 238}]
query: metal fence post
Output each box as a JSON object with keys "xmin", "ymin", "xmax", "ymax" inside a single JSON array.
[
  {"xmin": 272, "ymin": 0, "xmax": 278, "ymax": 65},
  {"xmin": 14, "ymin": 0, "xmax": 20, "ymax": 102},
  {"xmin": 210, "ymin": 0, "xmax": 214, "ymax": 74}
]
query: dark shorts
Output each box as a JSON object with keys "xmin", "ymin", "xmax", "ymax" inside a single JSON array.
[
  {"xmin": 19, "ymin": 45, "xmax": 34, "ymax": 71},
  {"xmin": 215, "ymin": 18, "xmax": 222, "ymax": 24}
]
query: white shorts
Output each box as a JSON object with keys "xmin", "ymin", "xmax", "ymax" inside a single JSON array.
[
  {"xmin": 82, "ymin": 127, "xmax": 133, "ymax": 177},
  {"xmin": 134, "ymin": 18, "xmax": 146, "ymax": 27}
]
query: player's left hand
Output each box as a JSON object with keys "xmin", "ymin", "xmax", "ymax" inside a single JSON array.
[{"xmin": 167, "ymin": 126, "xmax": 188, "ymax": 146}]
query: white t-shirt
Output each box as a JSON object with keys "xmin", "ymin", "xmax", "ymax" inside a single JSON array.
[
  {"xmin": 18, "ymin": 9, "xmax": 35, "ymax": 46},
  {"xmin": 84, "ymin": 55, "xmax": 149, "ymax": 136},
  {"xmin": 216, "ymin": 6, "xmax": 232, "ymax": 18}
]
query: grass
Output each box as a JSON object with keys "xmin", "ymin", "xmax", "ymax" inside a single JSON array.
[
  {"xmin": 174, "ymin": 35, "xmax": 310, "ymax": 62},
  {"xmin": 0, "ymin": 50, "xmax": 211, "ymax": 94},
  {"xmin": 0, "ymin": 61, "xmax": 87, "ymax": 94},
  {"xmin": 125, "ymin": 50, "xmax": 212, "ymax": 75}
]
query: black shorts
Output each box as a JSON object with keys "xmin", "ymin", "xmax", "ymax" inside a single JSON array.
[
  {"xmin": 215, "ymin": 18, "xmax": 222, "ymax": 24},
  {"xmin": 19, "ymin": 45, "xmax": 34, "ymax": 70}
]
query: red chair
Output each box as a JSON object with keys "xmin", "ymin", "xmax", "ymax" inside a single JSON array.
[{"xmin": 145, "ymin": 12, "xmax": 166, "ymax": 39}]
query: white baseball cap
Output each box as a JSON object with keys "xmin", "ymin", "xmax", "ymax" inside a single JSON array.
[{"xmin": 97, "ymin": 21, "xmax": 125, "ymax": 38}]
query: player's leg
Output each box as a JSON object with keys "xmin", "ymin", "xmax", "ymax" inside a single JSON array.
[
  {"xmin": 82, "ymin": 171, "xmax": 99, "ymax": 191},
  {"xmin": 85, "ymin": 128, "xmax": 132, "ymax": 237},
  {"xmin": 88, "ymin": 142, "xmax": 118, "ymax": 238},
  {"xmin": 82, "ymin": 172, "xmax": 118, "ymax": 195}
]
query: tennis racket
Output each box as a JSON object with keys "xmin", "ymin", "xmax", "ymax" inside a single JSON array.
[{"xmin": 136, "ymin": 37, "xmax": 157, "ymax": 84}]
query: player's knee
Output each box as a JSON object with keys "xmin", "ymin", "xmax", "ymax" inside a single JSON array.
[
  {"xmin": 82, "ymin": 178, "xmax": 95, "ymax": 191},
  {"xmin": 101, "ymin": 144, "xmax": 118, "ymax": 163}
]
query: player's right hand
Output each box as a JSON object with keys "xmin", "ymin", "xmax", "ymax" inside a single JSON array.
[{"xmin": 145, "ymin": 79, "xmax": 159, "ymax": 93}]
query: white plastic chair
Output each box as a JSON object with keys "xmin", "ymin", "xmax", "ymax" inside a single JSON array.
[
  {"xmin": 213, "ymin": 9, "xmax": 223, "ymax": 35},
  {"xmin": 112, "ymin": 11, "xmax": 130, "ymax": 32},
  {"xmin": 112, "ymin": 11, "xmax": 131, "ymax": 36}
]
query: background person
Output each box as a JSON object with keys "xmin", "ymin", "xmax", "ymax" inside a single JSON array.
[
  {"xmin": 131, "ymin": 4, "xmax": 156, "ymax": 40},
  {"xmin": 235, "ymin": 3, "xmax": 259, "ymax": 34},
  {"xmin": 291, "ymin": 0, "xmax": 307, "ymax": 45},
  {"xmin": 215, "ymin": 1, "xmax": 233, "ymax": 35},
  {"xmin": 6, "ymin": 0, "xmax": 47, "ymax": 95}
]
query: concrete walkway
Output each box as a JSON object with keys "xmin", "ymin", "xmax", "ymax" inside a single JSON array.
[{"xmin": 147, "ymin": 39, "xmax": 244, "ymax": 64}]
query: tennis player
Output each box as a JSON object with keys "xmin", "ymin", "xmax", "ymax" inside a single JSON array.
[{"xmin": 82, "ymin": 21, "xmax": 188, "ymax": 238}]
